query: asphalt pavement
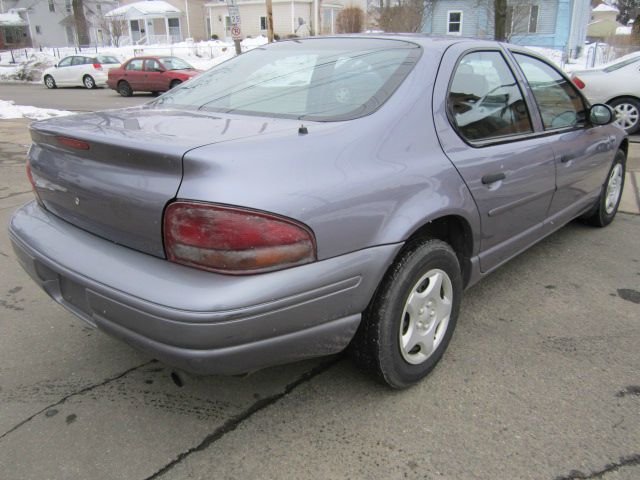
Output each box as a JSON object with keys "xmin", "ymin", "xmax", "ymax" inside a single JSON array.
[
  {"xmin": 0, "ymin": 83, "xmax": 152, "ymax": 111},
  {"xmin": 0, "ymin": 117, "xmax": 639, "ymax": 480}
]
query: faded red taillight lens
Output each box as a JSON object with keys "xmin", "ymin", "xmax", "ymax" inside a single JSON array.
[
  {"xmin": 56, "ymin": 136, "xmax": 90, "ymax": 150},
  {"xmin": 572, "ymin": 76, "xmax": 585, "ymax": 89},
  {"xmin": 93, "ymin": 63, "xmax": 103, "ymax": 70},
  {"xmin": 163, "ymin": 201, "xmax": 317, "ymax": 274},
  {"xmin": 26, "ymin": 157, "xmax": 43, "ymax": 204}
]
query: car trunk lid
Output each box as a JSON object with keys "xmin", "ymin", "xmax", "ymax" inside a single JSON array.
[{"xmin": 28, "ymin": 107, "xmax": 295, "ymax": 257}]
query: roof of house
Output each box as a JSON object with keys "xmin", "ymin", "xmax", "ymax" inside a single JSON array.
[
  {"xmin": 105, "ymin": 1, "xmax": 181, "ymax": 17},
  {"xmin": 593, "ymin": 3, "xmax": 619, "ymax": 13},
  {"xmin": 0, "ymin": 12, "xmax": 26, "ymax": 27}
]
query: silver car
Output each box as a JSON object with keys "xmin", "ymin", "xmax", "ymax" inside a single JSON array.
[{"xmin": 10, "ymin": 36, "xmax": 627, "ymax": 388}]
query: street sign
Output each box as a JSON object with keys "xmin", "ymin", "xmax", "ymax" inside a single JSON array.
[{"xmin": 231, "ymin": 25, "xmax": 242, "ymax": 40}]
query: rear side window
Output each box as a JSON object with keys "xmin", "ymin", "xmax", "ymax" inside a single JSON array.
[
  {"xmin": 126, "ymin": 59, "xmax": 144, "ymax": 71},
  {"xmin": 96, "ymin": 55, "xmax": 120, "ymax": 64},
  {"xmin": 144, "ymin": 59, "xmax": 162, "ymax": 71},
  {"xmin": 513, "ymin": 53, "xmax": 586, "ymax": 130},
  {"xmin": 448, "ymin": 51, "xmax": 532, "ymax": 141}
]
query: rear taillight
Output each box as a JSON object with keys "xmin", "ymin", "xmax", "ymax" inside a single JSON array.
[
  {"xmin": 163, "ymin": 201, "xmax": 317, "ymax": 275},
  {"xmin": 26, "ymin": 157, "xmax": 43, "ymax": 204},
  {"xmin": 93, "ymin": 63, "xmax": 102, "ymax": 70},
  {"xmin": 572, "ymin": 76, "xmax": 585, "ymax": 89}
]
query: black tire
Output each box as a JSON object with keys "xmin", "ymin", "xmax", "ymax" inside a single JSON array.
[
  {"xmin": 608, "ymin": 97, "xmax": 640, "ymax": 135},
  {"xmin": 169, "ymin": 80, "xmax": 182, "ymax": 89},
  {"xmin": 83, "ymin": 75, "xmax": 96, "ymax": 89},
  {"xmin": 351, "ymin": 239, "xmax": 462, "ymax": 389},
  {"xmin": 44, "ymin": 75, "xmax": 56, "ymax": 89},
  {"xmin": 584, "ymin": 149, "xmax": 626, "ymax": 227},
  {"xmin": 151, "ymin": 91, "xmax": 160, "ymax": 96},
  {"xmin": 118, "ymin": 80, "xmax": 133, "ymax": 97}
]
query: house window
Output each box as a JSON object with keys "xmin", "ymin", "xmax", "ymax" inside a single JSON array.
[
  {"xmin": 96, "ymin": 4, "xmax": 102, "ymax": 14},
  {"xmin": 35, "ymin": 25, "xmax": 42, "ymax": 34},
  {"xmin": 507, "ymin": 5, "xmax": 539, "ymax": 35},
  {"xmin": 260, "ymin": 16, "xmax": 267, "ymax": 30},
  {"xmin": 65, "ymin": 0, "xmax": 72, "ymax": 13},
  {"xmin": 48, "ymin": 0, "xmax": 55, "ymax": 12},
  {"xmin": 447, "ymin": 11, "xmax": 462, "ymax": 35}
]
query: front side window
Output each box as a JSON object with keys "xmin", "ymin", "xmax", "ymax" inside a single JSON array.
[
  {"xmin": 126, "ymin": 59, "xmax": 144, "ymax": 71},
  {"xmin": 448, "ymin": 11, "xmax": 463, "ymax": 35},
  {"xmin": 71, "ymin": 56, "xmax": 87, "ymax": 66},
  {"xmin": 448, "ymin": 51, "xmax": 532, "ymax": 141},
  {"xmin": 58, "ymin": 57, "xmax": 73, "ymax": 67},
  {"xmin": 514, "ymin": 53, "xmax": 586, "ymax": 130},
  {"xmin": 154, "ymin": 38, "xmax": 421, "ymax": 121}
]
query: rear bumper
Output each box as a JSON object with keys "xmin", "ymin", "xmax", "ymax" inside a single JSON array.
[{"xmin": 9, "ymin": 202, "xmax": 401, "ymax": 374}]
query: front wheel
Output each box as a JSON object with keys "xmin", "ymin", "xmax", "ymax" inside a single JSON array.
[
  {"xmin": 83, "ymin": 75, "xmax": 96, "ymax": 89},
  {"xmin": 351, "ymin": 239, "xmax": 462, "ymax": 389},
  {"xmin": 44, "ymin": 75, "xmax": 56, "ymax": 89},
  {"xmin": 169, "ymin": 80, "xmax": 182, "ymax": 89},
  {"xmin": 585, "ymin": 149, "xmax": 626, "ymax": 227},
  {"xmin": 608, "ymin": 97, "xmax": 640, "ymax": 134}
]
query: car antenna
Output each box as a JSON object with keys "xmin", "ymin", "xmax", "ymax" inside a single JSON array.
[{"xmin": 298, "ymin": 124, "xmax": 308, "ymax": 135}]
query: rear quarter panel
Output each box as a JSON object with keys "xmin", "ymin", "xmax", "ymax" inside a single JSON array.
[{"xmin": 178, "ymin": 45, "xmax": 482, "ymax": 261}]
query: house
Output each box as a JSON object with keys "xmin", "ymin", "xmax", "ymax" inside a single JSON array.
[
  {"xmin": 422, "ymin": 0, "xmax": 592, "ymax": 58},
  {"xmin": 0, "ymin": 11, "xmax": 30, "ymax": 49},
  {"xmin": 204, "ymin": 0, "xmax": 365, "ymax": 40},
  {"xmin": 587, "ymin": 3, "xmax": 619, "ymax": 40},
  {"xmin": 1, "ymin": 0, "xmax": 118, "ymax": 47},
  {"xmin": 112, "ymin": 0, "xmax": 211, "ymax": 42}
]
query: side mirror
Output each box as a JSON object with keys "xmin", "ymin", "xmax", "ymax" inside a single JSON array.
[
  {"xmin": 54, "ymin": 64, "xmax": 58, "ymax": 68},
  {"xmin": 589, "ymin": 104, "xmax": 615, "ymax": 126}
]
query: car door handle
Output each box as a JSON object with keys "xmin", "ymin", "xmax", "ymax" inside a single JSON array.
[
  {"xmin": 560, "ymin": 154, "xmax": 576, "ymax": 163},
  {"xmin": 481, "ymin": 172, "xmax": 506, "ymax": 184}
]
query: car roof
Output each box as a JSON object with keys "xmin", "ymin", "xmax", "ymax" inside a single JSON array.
[{"xmin": 283, "ymin": 33, "xmax": 502, "ymax": 49}]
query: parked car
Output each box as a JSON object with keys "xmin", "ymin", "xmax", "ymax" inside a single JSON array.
[
  {"xmin": 43, "ymin": 55, "xmax": 121, "ymax": 89},
  {"xmin": 11, "ymin": 37, "xmax": 627, "ymax": 389},
  {"xmin": 571, "ymin": 53, "xmax": 640, "ymax": 134},
  {"xmin": 107, "ymin": 56, "xmax": 202, "ymax": 97}
]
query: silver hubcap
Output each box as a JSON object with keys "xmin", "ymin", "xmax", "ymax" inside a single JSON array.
[
  {"xmin": 84, "ymin": 77, "xmax": 93, "ymax": 88},
  {"xmin": 613, "ymin": 103, "xmax": 639, "ymax": 130},
  {"xmin": 46, "ymin": 77, "xmax": 53, "ymax": 87},
  {"xmin": 399, "ymin": 269, "xmax": 453, "ymax": 365},
  {"xmin": 605, "ymin": 163, "xmax": 623, "ymax": 215}
]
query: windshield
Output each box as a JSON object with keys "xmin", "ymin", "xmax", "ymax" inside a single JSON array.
[
  {"xmin": 160, "ymin": 57, "xmax": 193, "ymax": 70},
  {"xmin": 603, "ymin": 55, "xmax": 640, "ymax": 72},
  {"xmin": 152, "ymin": 38, "xmax": 421, "ymax": 121}
]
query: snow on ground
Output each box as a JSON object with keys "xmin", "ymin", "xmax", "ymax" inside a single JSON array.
[
  {"xmin": 0, "ymin": 99, "xmax": 73, "ymax": 120},
  {"xmin": 0, "ymin": 36, "xmax": 267, "ymax": 83}
]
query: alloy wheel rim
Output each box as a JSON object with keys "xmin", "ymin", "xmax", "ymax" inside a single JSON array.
[
  {"xmin": 46, "ymin": 77, "xmax": 53, "ymax": 87},
  {"xmin": 85, "ymin": 77, "xmax": 93, "ymax": 88},
  {"xmin": 399, "ymin": 268, "xmax": 453, "ymax": 365},
  {"xmin": 605, "ymin": 163, "xmax": 623, "ymax": 215},
  {"xmin": 613, "ymin": 103, "xmax": 639, "ymax": 130}
]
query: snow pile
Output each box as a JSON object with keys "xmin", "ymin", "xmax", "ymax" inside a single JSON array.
[
  {"xmin": 524, "ymin": 46, "xmax": 565, "ymax": 67},
  {"xmin": 0, "ymin": 52, "xmax": 57, "ymax": 82},
  {"xmin": 105, "ymin": 0, "xmax": 180, "ymax": 17},
  {"xmin": 0, "ymin": 100, "xmax": 73, "ymax": 120},
  {"xmin": 0, "ymin": 12, "xmax": 26, "ymax": 26},
  {"xmin": 241, "ymin": 35, "xmax": 269, "ymax": 49}
]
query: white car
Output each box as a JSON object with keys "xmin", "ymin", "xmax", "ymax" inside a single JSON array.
[
  {"xmin": 43, "ymin": 55, "xmax": 121, "ymax": 90},
  {"xmin": 572, "ymin": 53, "xmax": 640, "ymax": 134}
]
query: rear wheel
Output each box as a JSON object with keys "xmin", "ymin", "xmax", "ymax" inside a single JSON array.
[
  {"xmin": 585, "ymin": 149, "xmax": 626, "ymax": 227},
  {"xmin": 170, "ymin": 80, "xmax": 182, "ymax": 89},
  {"xmin": 118, "ymin": 80, "xmax": 133, "ymax": 97},
  {"xmin": 608, "ymin": 97, "xmax": 640, "ymax": 134},
  {"xmin": 351, "ymin": 239, "xmax": 462, "ymax": 389},
  {"xmin": 83, "ymin": 75, "xmax": 96, "ymax": 89},
  {"xmin": 44, "ymin": 75, "xmax": 56, "ymax": 89}
]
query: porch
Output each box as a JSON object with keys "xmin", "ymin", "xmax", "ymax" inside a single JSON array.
[{"xmin": 104, "ymin": 1, "xmax": 184, "ymax": 45}]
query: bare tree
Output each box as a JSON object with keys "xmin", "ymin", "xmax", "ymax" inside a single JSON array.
[
  {"xmin": 633, "ymin": 13, "xmax": 640, "ymax": 45},
  {"xmin": 98, "ymin": 14, "xmax": 127, "ymax": 47},
  {"xmin": 336, "ymin": 6, "xmax": 364, "ymax": 33},
  {"xmin": 378, "ymin": 0, "xmax": 427, "ymax": 32},
  {"xmin": 475, "ymin": 0, "xmax": 537, "ymax": 41},
  {"xmin": 617, "ymin": 0, "xmax": 640, "ymax": 25},
  {"xmin": 72, "ymin": 0, "xmax": 91, "ymax": 45}
]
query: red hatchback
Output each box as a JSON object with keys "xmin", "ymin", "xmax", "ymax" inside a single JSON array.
[{"xmin": 107, "ymin": 56, "xmax": 202, "ymax": 97}]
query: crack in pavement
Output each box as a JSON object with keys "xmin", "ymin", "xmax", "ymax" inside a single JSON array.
[
  {"xmin": 143, "ymin": 358, "xmax": 339, "ymax": 480},
  {"xmin": 0, "ymin": 360, "xmax": 155, "ymax": 442},
  {"xmin": 554, "ymin": 454, "xmax": 640, "ymax": 479}
]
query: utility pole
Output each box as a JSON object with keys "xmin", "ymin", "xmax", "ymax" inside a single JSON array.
[
  {"xmin": 226, "ymin": 0, "xmax": 242, "ymax": 54},
  {"xmin": 265, "ymin": 0, "xmax": 274, "ymax": 42}
]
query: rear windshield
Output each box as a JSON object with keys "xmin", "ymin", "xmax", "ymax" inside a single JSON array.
[
  {"xmin": 152, "ymin": 38, "xmax": 421, "ymax": 121},
  {"xmin": 160, "ymin": 57, "xmax": 193, "ymax": 70},
  {"xmin": 94, "ymin": 55, "xmax": 120, "ymax": 64},
  {"xmin": 603, "ymin": 55, "xmax": 640, "ymax": 72}
]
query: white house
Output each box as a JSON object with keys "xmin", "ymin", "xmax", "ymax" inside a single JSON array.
[{"xmin": 105, "ymin": 1, "xmax": 185, "ymax": 44}]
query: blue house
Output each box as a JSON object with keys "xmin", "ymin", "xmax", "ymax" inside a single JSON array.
[{"xmin": 422, "ymin": 0, "xmax": 591, "ymax": 58}]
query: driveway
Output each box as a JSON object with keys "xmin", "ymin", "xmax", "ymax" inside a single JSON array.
[{"xmin": 0, "ymin": 118, "xmax": 639, "ymax": 480}]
